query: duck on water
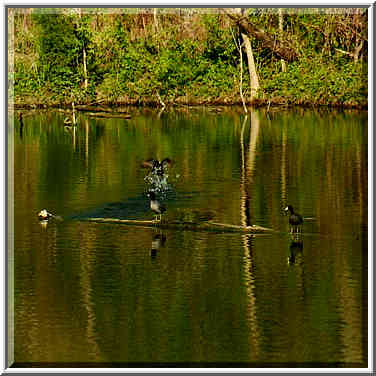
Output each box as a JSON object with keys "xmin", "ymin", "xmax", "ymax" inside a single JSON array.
[
  {"xmin": 38, "ymin": 209, "xmax": 53, "ymax": 220},
  {"xmin": 37, "ymin": 209, "xmax": 63, "ymax": 222}
]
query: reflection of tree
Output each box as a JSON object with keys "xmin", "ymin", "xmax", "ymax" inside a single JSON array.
[
  {"xmin": 336, "ymin": 142, "xmax": 365, "ymax": 364},
  {"xmin": 85, "ymin": 118, "xmax": 89, "ymax": 167},
  {"xmin": 338, "ymin": 255, "xmax": 364, "ymax": 364},
  {"xmin": 78, "ymin": 231, "xmax": 101, "ymax": 361},
  {"xmin": 356, "ymin": 144, "xmax": 366, "ymax": 231},
  {"xmin": 281, "ymin": 127, "xmax": 287, "ymax": 205},
  {"xmin": 248, "ymin": 111, "xmax": 260, "ymax": 187},
  {"xmin": 8, "ymin": 113, "xmax": 15, "ymax": 365},
  {"xmin": 240, "ymin": 115, "xmax": 249, "ymax": 226},
  {"xmin": 240, "ymin": 111, "xmax": 260, "ymax": 357},
  {"xmin": 240, "ymin": 111, "xmax": 260, "ymax": 225}
]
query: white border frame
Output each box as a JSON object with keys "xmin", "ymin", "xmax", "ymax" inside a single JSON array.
[{"xmin": 2, "ymin": 1, "xmax": 373, "ymax": 373}]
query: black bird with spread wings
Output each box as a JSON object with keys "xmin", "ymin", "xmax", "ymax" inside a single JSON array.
[{"xmin": 141, "ymin": 158, "xmax": 173, "ymax": 176}]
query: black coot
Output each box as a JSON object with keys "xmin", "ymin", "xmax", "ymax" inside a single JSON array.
[{"xmin": 284, "ymin": 205, "xmax": 303, "ymax": 232}]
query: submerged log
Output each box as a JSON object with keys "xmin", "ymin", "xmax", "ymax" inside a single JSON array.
[
  {"xmin": 75, "ymin": 105, "xmax": 131, "ymax": 113},
  {"xmin": 75, "ymin": 105, "xmax": 111, "ymax": 112},
  {"xmin": 87, "ymin": 112, "xmax": 131, "ymax": 119},
  {"xmin": 83, "ymin": 217, "xmax": 273, "ymax": 233}
]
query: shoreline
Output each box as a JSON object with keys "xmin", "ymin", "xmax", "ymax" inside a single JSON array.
[{"xmin": 12, "ymin": 99, "xmax": 368, "ymax": 111}]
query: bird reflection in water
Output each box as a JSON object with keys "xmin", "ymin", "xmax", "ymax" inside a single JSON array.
[
  {"xmin": 150, "ymin": 233, "xmax": 166, "ymax": 259},
  {"xmin": 39, "ymin": 219, "xmax": 49, "ymax": 229},
  {"xmin": 288, "ymin": 233, "xmax": 303, "ymax": 266}
]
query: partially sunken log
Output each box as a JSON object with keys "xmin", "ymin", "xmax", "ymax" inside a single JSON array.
[
  {"xmin": 87, "ymin": 112, "xmax": 131, "ymax": 119},
  {"xmin": 83, "ymin": 217, "xmax": 273, "ymax": 233},
  {"xmin": 75, "ymin": 105, "xmax": 130, "ymax": 113},
  {"xmin": 75, "ymin": 105, "xmax": 111, "ymax": 112},
  {"xmin": 226, "ymin": 11, "xmax": 299, "ymax": 62}
]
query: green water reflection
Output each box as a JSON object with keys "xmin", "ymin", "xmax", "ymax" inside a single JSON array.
[{"xmin": 12, "ymin": 107, "xmax": 367, "ymax": 366}]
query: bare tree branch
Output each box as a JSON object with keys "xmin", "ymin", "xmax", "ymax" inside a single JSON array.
[{"xmin": 224, "ymin": 9, "xmax": 299, "ymax": 62}]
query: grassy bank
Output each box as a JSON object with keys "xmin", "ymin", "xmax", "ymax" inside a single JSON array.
[{"xmin": 10, "ymin": 8, "xmax": 368, "ymax": 109}]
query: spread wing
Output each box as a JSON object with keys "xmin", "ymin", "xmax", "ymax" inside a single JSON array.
[
  {"xmin": 141, "ymin": 159, "xmax": 156, "ymax": 168},
  {"xmin": 161, "ymin": 158, "xmax": 173, "ymax": 168}
]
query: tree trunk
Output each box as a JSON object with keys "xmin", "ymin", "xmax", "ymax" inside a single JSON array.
[
  {"xmin": 153, "ymin": 8, "xmax": 159, "ymax": 32},
  {"xmin": 241, "ymin": 33, "xmax": 260, "ymax": 100},
  {"xmin": 78, "ymin": 9, "xmax": 88, "ymax": 90},
  {"xmin": 354, "ymin": 40, "xmax": 363, "ymax": 63},
  {"xmin": 231, "ymin": 29, "xmax": 247, "ymax": 112},
  {"xmin": 72, "ymin": 102, "xmax": 76, "ymax": 125},
  {"xmin": 239, "ymin": 42, "xmax": 247, "ymax": 113},
  {"xmin": 278, "ymin": 9, "xmax": 286, "ymax": 72},
  {"xmin": 353, "ymin": 8, "xmax": 363, "ymax": 63},
  {"xmin": 83, "ymin": 46, "xmax": 88, "ymax": 89}
]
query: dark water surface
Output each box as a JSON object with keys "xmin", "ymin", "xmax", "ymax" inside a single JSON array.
[{"xmin": 12, "ymin": 107, "xmax": 368, "ymax": 367}]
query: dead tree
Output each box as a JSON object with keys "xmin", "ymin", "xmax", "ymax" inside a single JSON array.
[
  {"xmin": 241, "ymin": 32, "xmax": 260, "ymax": 100},
  {"xmin": 225, "ymin": 9, "xmax": 299, "ymax": 62},
  {"xmin": 232, "ymin": 9, "xmax": 260, "ymax": 104},
  {"xmin": 278, "ymin": 8, "xmax": 287, "ymax": 71}
]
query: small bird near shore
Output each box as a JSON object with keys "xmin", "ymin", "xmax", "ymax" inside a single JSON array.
[
  {"xmin": 37, "ymin": 209, "xmax": 63, "ymax": 222},
  {"xmin": 148, "ymin": 191, "xmax": 166, "ymax": 222},
  {"xmin": 37, "ymin": 209, "xmax": 53, "ymax": 221},
  {"xmin": 284, "ymin": 205, "xmax": 303, "ymax": 232}
]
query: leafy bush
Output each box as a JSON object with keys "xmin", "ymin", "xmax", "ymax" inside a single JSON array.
[{"xmin": 260, "ymin": 55, "xmax": 367, "ymax": 105}]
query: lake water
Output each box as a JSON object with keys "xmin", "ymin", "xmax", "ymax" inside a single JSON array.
[{"xmin": 11, "ymin": 107, "xmax": 368, "ymax": 367}]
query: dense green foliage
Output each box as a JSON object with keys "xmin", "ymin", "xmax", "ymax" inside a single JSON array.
[{"xmin": 11, "ymin": 8, "xmax": 367, "ymax": 107}]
